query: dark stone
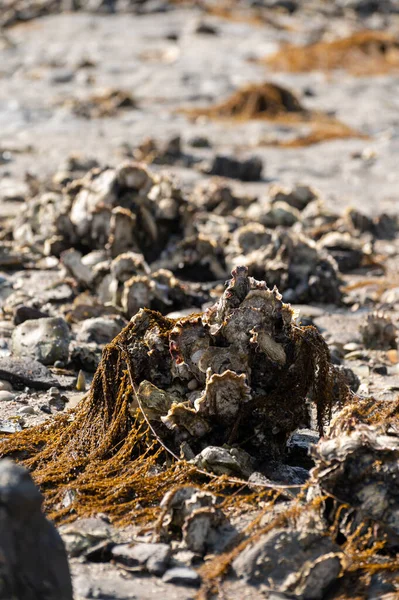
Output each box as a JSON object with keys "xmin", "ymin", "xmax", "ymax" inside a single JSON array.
[
  {"xmin": 195, "ymin": 22, "xmax": 219, "ymax": 35},
  {"xmin": 373, "ymin": 365, "xmax": 388, "ymax": 375},
  {"xmin": 14, "ymin": 305, "xmax": 49, "ymax": 325},
  {"xmin": 189, "ymin": 136, "xmax": 211, "ymax": 148},
  {"xmin": 0, "ymin": 459, "xmax": 73, "ymax": 600},
  {"xmin": 0, "ymin": 357, "xmax": 58, "ymax": 390},
  {"xmin": 260, "ymin": 461, "xmax": 310, "ymax": 485},
  {"xmin": 209, "ymin": 155, "xmax": 263, "ymax": 182}
]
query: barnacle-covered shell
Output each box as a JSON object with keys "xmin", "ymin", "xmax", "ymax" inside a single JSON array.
[
  {"xmin": 197, "ymin": 346, "xmax": 249, "ymax": 376},
  {"xmin": 169, "ymin": 318, "xmax": 210, "ymax": 380},
  {"xmin": 182, "ymin": 506, "xmax": 229, "ymax": 554},
  {"xmin": 269, "ymin": 183, "xmax": 317, "ymax": 211},
  {"xmin": 110, "ymin": 252, "xmax": 150, "ymax": 283}
]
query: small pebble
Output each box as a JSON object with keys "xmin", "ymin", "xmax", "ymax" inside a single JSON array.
[
  {"xmin": 0, "ymin": 390, "xmax": 16, "ymax": 401},
  {"xmin": 54, "ymin": 360, "xmax": 65, "ymax": 369},
  {"xmin": 373, "ymin": 365, "xmax": 388, "ymax": 375},
  {"xmin": 49, "ymin": 386, "xmax": 60, "ymax": 397},
  {"xmin": 162, "ymin": 567, "xmax": 201, "ymax": 587},
  {"xmin": 343, "ymin": 342, "xmax": 361, "ymax": 352},
  {"xmin": 40, "ymin": 404, "xmax": 51, "ymax": 414},
  {"xmin": 17, "ymin": 406, "xmax": 35, "ymax": 415},
  {"xmin": 0, "ymin": 380, "xmax": 13, "ymax": 392}
]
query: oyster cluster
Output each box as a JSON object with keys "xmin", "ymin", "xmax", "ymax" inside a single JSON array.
[
  {"xmin": 8, "ymin": 159, "xmax": 396, "ymax": 317},
  {"xmin": 127, "ymin": 266, "xmax": 336, "ymax": 464}
]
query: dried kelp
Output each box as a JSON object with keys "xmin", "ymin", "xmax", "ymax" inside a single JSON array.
[
  {"xmin": 182, "ymin": 81, "xmax": 361, "ymax": 144},
  {"xmin": 265, "ymin": 30, "xmax": 399, "ymax": 76},
  {"xmin": 186, "ymin": 82, "xmax": 306, "ymax": 120},
  {"xmin": 0, "ymin": 267, "xmax": 341, "ymax": 523}
]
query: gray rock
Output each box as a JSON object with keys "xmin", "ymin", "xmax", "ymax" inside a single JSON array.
[
  {"xmin": 49, "ymin": 69, "xmax": 75, "ymax": 84},
  {"xmin": 77, "ymin": 316, "xmax": 125, "ymax": 344},
  {"xmin": 260, "ymin": 461, "xmax": 309, "ymax": 485},
  {"xmin": 111, "ymin": 542, "xmax": 171, "ymax": 576},
  {"xmin": 162, "ymin": 567, "xmax": 201, "ymax": 587},
  {"xmin": 0, "ymin": 419, "xmax": 23, "ymax": 433},
  {"xmin": 12, "ymin": 317, "xmax": 70, "ymax": 365},
  {"xmin": 233, "ymin": 528, "xmax": 341, "ymax": 599},
  {"xmin": 0, "ymin": 459, "xmax": 73, "ymax": 600},
  {"xmin": 0, "ymin": 390, "xmax": 17, "ymax": 401},
  {"xmin": 59, "ymin": 517, "xmax": 115, "ymax": 558},
  {"xmin": 0, "ymin": 356, "xmax": 58, "ymax": 390},
  {"xmin": 0, "ymin": 380, "xmax": 13, "ymax": 392},
  {"xmin": 17, "ymin": 405, "xmax": 35, "ymax": 415}
]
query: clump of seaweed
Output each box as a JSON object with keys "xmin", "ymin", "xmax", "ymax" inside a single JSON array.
[
  {"xmin": 0, "ymin": 267, "xmax": 341, "ymax": 524},
  {"xmin": 182, "ymin": 81, "xmax": 361, "ymax": 145},
  {"xmin": 265, "ymin": 30, "xmax": 399, "ymax": 76},
  {"xmin": 187, "ymin": 82, "xmax": 306, "ymax": 120}
]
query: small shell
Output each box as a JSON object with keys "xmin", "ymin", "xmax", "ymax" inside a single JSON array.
[
  {"xmin": 194, "ymin": 369, "xmax": 251, "ymax": 422},
  {"xmin": 161, "ymin": 403, "xmax": 211, "ymax": 438}
]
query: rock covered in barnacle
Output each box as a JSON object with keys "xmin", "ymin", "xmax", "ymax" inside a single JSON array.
[
  {"xmin": 191, "ymin": 446, "xmax": 254, "ymax": 478},
  {"xmin": 317, "ymin": 231, "xmax": 366, "ymax": 273},
  {"xmin": 310, "ymin": 417, "xmax": 399, "ymax": 548},
  {"xmin": 359, "ymin": 312, "xmax": 397, "ymax": 350},
  {"xmin": 126, "ymin": 266, "xmax": 338, "ymax": 464},
  {"xmin": 190, "ymin": 179, "xmax": 252, "ymax": 216}
]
